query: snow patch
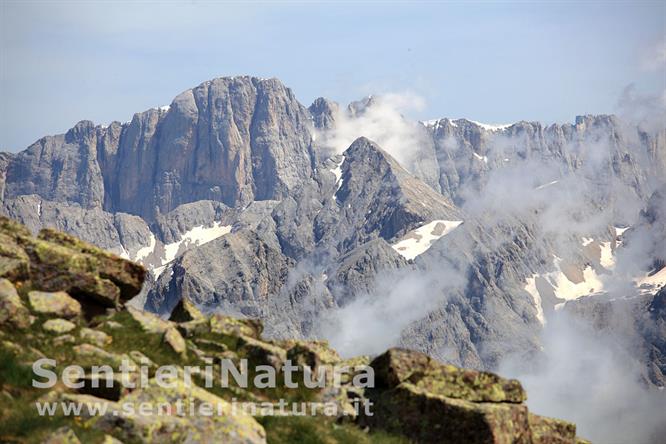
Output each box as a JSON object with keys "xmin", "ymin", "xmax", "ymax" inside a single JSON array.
[
  {"xmin": 392, "ymin": 220, "xmax": 463, "ymax": 260},
  {"xmin": 599, "ymin": 241, "xmax": 614, "ymax": 268},
  {"xmin": 331, "ymin": 156, "xmax": 345, "ymax": 201},
  {"xmin": 524, "ymin": 275, "xmax": 546, "ymax": 324},
  {"xmin": 615, "ymin": 226, "xmax": 630, "ymax": 237},
  {"xmin": 162, "ymin": 222, "xmax": 232, "ymax": 266},
  {"xmin": 134, "ymin": 233, "xmax": 156, "ymax": 262},
  {"xmin": 635, "ymin": 266, "xmax": 666, "ymax": 293},
  {"xmin": 550, "ymin": 257, "xmax": 604, "ymax": 300},
  {"xmin": 421, "ymin": 118, "xmax": 458, "ymax": 129},
  {"xmin": 469, "ymin": 120, "xmax": 512, "ymax": 132}
]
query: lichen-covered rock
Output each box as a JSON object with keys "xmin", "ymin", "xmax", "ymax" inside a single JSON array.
[
  {"xmin": 176, "ymin": 318, "xmax": 209, "ymax": 338},
  {"xmin": 38, "ymin": 228, "xmax": 146, "ymax": 301},
  {"xmin": 0, "ymin": 216, "xmax": 145, "ymax": 314},
  {"xmin": 528, "ymin": 413, "xmax": 578, "ymax": 444},
  {"xmin": 42, "ymin": 318, "xmax": 76, "ymax": 334},
  {"xmin": 92, "ymin": 375, "xmax": 266, "ymax": 443},
  {"xmin": 210, "ymin": 313, "xmax": 263, "ymax": 339},
  {"xmin": 168, "ymin": 296, "xmax": 205, "ymax": 323},
  {"xmin": 0, "ymin": 219, "xmax": 31, "ymax": 280},
  {"xmin": 163, "ymin": 326, "xmax": 187, "ymax": 356},
  {"xmin": 361, "ymin": 349, "xmax": 564, "ymax": 443},
  {"xmin": 0, "ymin": 277, "xmax": 31, "ymax": 328},
  {"xmin": 42, "ymin": 426, "xmax": 82, "ymax": 444},
  {"xmin": 371, "ymin": 348, "xmax": 526, "ymax": 403},
  {"xmin": 238, "ymin": 336, "xmax": 287, "ymax": 369},
  {"xmin": 129, "ymin": 350, "xmax": 155, "ymax": 368},
  {"xmin": 127, "ymin": 307, "xmax": 172, "ymax": 334},
  {"xmin": 102, "ymin": 435, "xmax": 124, "ymax": 444},
  {"xmin": 28, "ymin": 290, "xmax": 81, "ymax": 319},
  {"xmin": 285, "ymin": 340, "xmax": 341, "ymax": 370},
  {"xmin": 73, "ymin": 344, "xmax": 134, "ymax": 369},
  {"xmin": 53, "ymin": 334, "xmax": 76, "ymax": 346},
  {"xmin": 362, "ymin": 382, "xmax": 532, "ymax": 444},
  {"xmin": 80, "ymin": 327, "xmax": 112, "ymax": 346}
]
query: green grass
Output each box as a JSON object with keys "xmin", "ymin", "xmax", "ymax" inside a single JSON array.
[{"xmin": 0, "ymin": 348, "xmax": 34, "ymax": 388}]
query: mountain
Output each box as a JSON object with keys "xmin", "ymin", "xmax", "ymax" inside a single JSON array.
[
  {"xmin": 1, "ymin": 76, "xmax": 665, "ymax": 409},
  {"xmin": 2, "ymin": 77, "xmax": 316, "ymax": 221}
]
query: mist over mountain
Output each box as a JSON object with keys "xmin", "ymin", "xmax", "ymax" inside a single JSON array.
[{"xmin": 2, "ymin": 75, "xmax": 665, "ymax": 443}]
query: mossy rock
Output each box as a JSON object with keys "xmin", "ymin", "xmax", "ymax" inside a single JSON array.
[
  {"xmin": 42, "ymin": 318, "xmax": 77, "ymax": 334},
  {"xmin": 73, "ymin": 344, "xmax": 134, "ymax": 369},
  {"xmin": 210, "ymin": 313, "xmax": 263, "ymax": 339},
  {"xmin": 80, "ymin": 328, "xmax": 112, "ymax": 347},
  {"xmin": 163, "ymin": 327, "xmax": 187, "ymax": 356},
  {"xmin": 371, "ymin": 348, "xmax": 526, "ymax": 403},
  {"xmin": 177, "ymin": 318, "xmax": 209, "ymax": 338},
  {"xmin": 127, "ymin": 307, "xmax": 172, "ymax": 334},
  {"xmin": 38, "ymin": 228, "xmax": 146, "ymax": 301},
  {"xmin": 0, "ymin": 232, "xmax": 30, "ymax": 280},
  {"xmin": 238, "ymin": 336, "xmax": 287, "ymax": 369},
  {"xmin": 528, "ymin": 413, "xmax": 578, "ymax": 444},
  {"xmin": 0, "ymin": 278, "xmax": 31, "ymax": 328},
  {"xmin": 42, "ymin": 426, "xmax": 81, "ymax": 444},
  {"xmin": 91, "ymin": 374, "xmax": 266, "ymax": 443},
  {"xmin": 168, "ymin": 297, "xmax": 205, "ymax": 323},
  {"xmin": 362, "ymin": 382, "xmax": 532, "ymax": 444},
  {"xmin": 28, "ymin": 290, "xmax": 82, "ymax": 319},
  {"xmin": 285, "ymin": 340, "xmax": 342, "ymax": 370}
]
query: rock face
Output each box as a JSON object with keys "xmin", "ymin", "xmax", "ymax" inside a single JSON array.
[
  {"xmin": 0, "ymin": 222, "xmax": 584, "ymax": 444},
  {"xmin": 2, "ymin": 77, "xmax": 315, "ymax": 222}
]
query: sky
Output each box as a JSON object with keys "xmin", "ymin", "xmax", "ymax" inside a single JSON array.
[{"xmin": 0, "ymin": 0, "xmax": 664, "ymax": 152}]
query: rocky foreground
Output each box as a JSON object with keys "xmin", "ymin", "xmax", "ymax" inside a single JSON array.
[{"xmin": 0, "ymin": 216, "xmax": 589, "ymax": 443}]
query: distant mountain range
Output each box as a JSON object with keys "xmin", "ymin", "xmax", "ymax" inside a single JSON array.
[{"xmin": 2, "ymin": 76, "xmax": 665, "ymax": 394}]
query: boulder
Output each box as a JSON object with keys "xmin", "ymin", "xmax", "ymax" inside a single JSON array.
[
  {"xmin": 210, "ymin": 313, "xmax": 263, "ymax": 339},
  {"xmin": 0, "ymin": 218, "xmax": 31, "ymax": 280},
  {"xmin": 80, "ymin": 328, "xmax": 112, "ymax": 347},
  {"xmin": 53, "ymin": 334, "xmax": 76, "ymax": 346},
  {"xmin": 285, "ymin": 340, "xmax": 341, "ymax": 370},
  {"xmin": 37, "ymin": 228, "xmax": 146, "ymax": 301},
  {"xmin": 92, "ymin": 374, "xmax": 266, "ymax": 443},
  {"xmin": 127, "ymin": 307, "xmax": 172, "ymax": 334},
  {"xmin": 42, "ymin": 318, "xmax": 77, "ymax": 334},
  {"xmin": 528, "ymin": 413, "xmax": 578, "ymax": 444},
  {"xmin": 238, "ymin": 336, "xmax": 287, "ymax": 369},
  {"xmin": 371, "ymin": 348, "xmax": 525, "ymax": 403},
  {"xmin": 168, "ymin": 297, "xmax": 205, "ymax": 323},
  {"xmin": 163, "ymin": 327, "xmax": 187, "ymax": 356},
  {"xmin": 361, "ymin": 349, "xmax": 547, "ymax": 443},
  {"xmin": 28, "ymin": 290, "xmax": 81, "ymax": 319},
  {"xmin": 42, "ymin": 426, "xmax": 81, "ymax": 444},
  {"xmin": 176, "ymin": 319, "xmax": 209, "ymax": 338},
  {"xmin": 73, "ymin": 344, "xmax": 134, "ymax": 369},
  {"xmin": 0, "ymin": 278, "xmax": 31, "ymax": 328},
  {"xmin": 362, "ymin": 382, "xmax": 531, "ymax": 444}
]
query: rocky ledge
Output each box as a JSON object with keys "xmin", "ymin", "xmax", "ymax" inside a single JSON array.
[{"xmin": 0, "ymin": 216, "xmax": 588, "ymax": 443}]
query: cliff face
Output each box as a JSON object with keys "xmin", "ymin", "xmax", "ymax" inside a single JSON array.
[
  {"xmin": 0, "ymin": 218, "xmax": 588, "ymax": 444},
  {"xmin": 3, "ymin": 77, "xmax": 316, "ymax": 221}
]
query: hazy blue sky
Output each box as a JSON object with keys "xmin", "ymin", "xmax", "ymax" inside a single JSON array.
[{"xmin": 1, "ymin": 0, "xmax": 664, "ymax": 151}]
